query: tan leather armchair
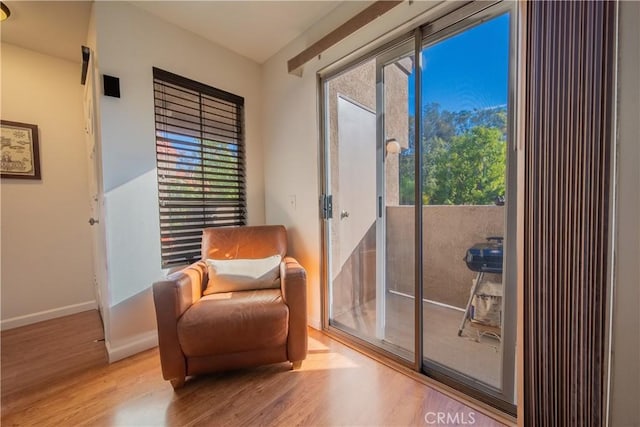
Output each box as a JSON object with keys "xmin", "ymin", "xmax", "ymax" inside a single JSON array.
[{"xmin": 152, "ymin": 225, "xmax": 307, "ymax": 389}]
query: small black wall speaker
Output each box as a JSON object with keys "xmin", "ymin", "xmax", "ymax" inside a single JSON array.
[{"xmin": 103, "ymin": 75, "xmax": 120, "ymax": 98}]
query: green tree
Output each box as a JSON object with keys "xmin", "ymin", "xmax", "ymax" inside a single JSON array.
[
  {"xmin": 427, "ymin": 127, "xmax": 505, "ymax": 205},
  {"xmin": 398, "ymin": 103, "xmax": 507, "ymax": 205}
]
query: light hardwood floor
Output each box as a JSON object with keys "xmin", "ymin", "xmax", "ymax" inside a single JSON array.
[{"xmin": 1, "ymin": 310, "xmax": 506, "ymax": 426}]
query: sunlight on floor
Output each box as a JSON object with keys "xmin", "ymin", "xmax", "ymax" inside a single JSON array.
[{"xmin": 299, "ymin": 336, "xmax": 361, "ymax": 371}]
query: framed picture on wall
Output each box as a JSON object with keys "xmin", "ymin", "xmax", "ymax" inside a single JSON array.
[{"xmin": 1, "ymin": 120, "xmax": 41, "ymax": 180}]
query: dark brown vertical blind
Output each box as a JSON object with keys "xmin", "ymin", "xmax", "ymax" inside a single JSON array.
[
  {"xmin": 523, "ymin": 1, "xmax": 616, "ymax": 425},
  {"xmin": 153, "ymin": 67, "xmax": 246, "ymax": 267}
]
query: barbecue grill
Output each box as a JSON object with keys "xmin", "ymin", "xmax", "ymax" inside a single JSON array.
[
  {"xmin": 458, "ymin": 237, "xmax": 504, "ymax": 336},
  {"xmin": 464, "ymin": 236, "xmax": 504, "ymax": 274}
]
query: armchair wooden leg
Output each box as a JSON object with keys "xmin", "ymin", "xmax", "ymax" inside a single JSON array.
[
  {"xmin": 291, "ymin": 361, "xmax": 303, "ymax": 370},
  {"xmin": 170, "ymin": 377, "xmax": 185, "ymax": 390}
]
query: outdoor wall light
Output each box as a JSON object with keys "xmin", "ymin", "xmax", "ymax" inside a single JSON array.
[
  {"xmin": 386, "ymin": 138, "xmax": 401, "ymax": 155},
  {"xmin": 0, "ymin": 2, "xmax": 10, "ymax": 21}
]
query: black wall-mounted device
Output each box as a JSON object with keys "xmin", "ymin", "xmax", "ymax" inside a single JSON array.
[{"xmin": 103, "ymin": 75, "xmax": 120, "ymax": 98}]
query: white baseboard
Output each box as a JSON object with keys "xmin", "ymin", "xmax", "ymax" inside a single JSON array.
[
  {"xmin": 1, "ymin": 300, "xmax": 98, "ymax": 331},
  {"xmin": 106, "ymin": 330, "xmax": 158, "ymax": 363}
]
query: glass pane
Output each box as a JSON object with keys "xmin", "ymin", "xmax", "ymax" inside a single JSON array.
[
  {"xmin": 419, "ymin": 13, "xmax": 511, "ymax": 389},
  {"xmin": 327, "ymin": 58, "xmax": 379, "ymax": 344},
  {"xmin": 326, "ymin": 48, "xmax": 415, "ymax": 360}
]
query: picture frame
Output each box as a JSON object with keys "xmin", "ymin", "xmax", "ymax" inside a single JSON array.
[{"xmin": 1, "ymin": 120, "xmax": 41, "ymax": 180}]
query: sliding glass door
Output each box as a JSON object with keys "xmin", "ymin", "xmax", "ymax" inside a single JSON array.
[{"xmin": 322, "ymin": 1, "xmax": 516, "ymax": 411}]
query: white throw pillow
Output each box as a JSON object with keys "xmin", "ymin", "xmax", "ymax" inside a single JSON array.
[{"xmin": 203, "ymin": 255, "xmax": 282, "ymax": 295}]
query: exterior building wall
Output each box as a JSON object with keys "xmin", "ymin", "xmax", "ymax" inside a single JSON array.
[{"xmin": 387, "ymin": 205, "xmax": 505, "ymax": 308}]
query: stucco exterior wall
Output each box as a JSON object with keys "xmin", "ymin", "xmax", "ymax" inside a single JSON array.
[
  {"xmin": 387, "ymin": 205, "xmax": 505, "ymax": 308},
  {"xmin": 383, "ymin": 58, "xmax": 411, "ymax": 206}
]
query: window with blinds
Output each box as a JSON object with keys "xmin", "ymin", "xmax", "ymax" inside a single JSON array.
[{"xmin": 153, "ymin": 67, "xmax": 246, "ymax": 267}]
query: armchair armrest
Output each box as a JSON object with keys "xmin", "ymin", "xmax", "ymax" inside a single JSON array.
[
  {"xmin": 152, "ymin": 261, "xmax": 207, "ymax": 382},
  {"xmin": 280, "ymin": 257, "xmax": 307, "ymax": 363}
]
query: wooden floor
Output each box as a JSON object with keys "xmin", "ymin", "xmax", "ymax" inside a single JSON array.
[
  {"xmin": 1, "ymin": 310, "xmax": 507, "ymax": 426},
  {"xmin": 1, "ymin": 310, "xmax": 107, "ymax": 402}
]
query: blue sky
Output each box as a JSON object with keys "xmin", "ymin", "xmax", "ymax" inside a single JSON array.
[{"xmin": 408, "ymin": 13, "xmax": 510, "ymax": 113}]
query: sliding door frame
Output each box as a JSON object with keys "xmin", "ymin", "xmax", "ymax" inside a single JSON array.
[{"xmin": 318, "ymin": 0, "xmax": 518, "ymax": 415}]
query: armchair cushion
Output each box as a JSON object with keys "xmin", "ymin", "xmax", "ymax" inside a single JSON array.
[
  {"xmin": 203, "ymin": 255, "xmax": 281, "ymax": 295},
  {"xmin": 177, "ymin": 289, "xmax": 289, "ymax": 357}
]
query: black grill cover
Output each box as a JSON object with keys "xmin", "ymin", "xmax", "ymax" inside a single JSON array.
[{"xmin": 465, "ymin": 237, "xmax": 503, "ymax": 273}]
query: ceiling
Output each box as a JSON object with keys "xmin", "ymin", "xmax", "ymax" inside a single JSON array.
[
  {"xmin": 0, "ymin": 1, "xmax": 93, "ymax": 63},
  {"xmin": 131, "ymin": 1, "xmax": 343, "ymax": 64},
  {"xmin": 0, "ymin": 1, "xmax": 344, "ymax": 64}
]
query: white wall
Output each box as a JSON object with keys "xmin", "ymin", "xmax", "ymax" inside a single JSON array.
[
  {"xmin": 610, "ymin": 2, "xmax": 640, "ymax": 425},
  {"xmin": 0, "ymin": 43, "xmax": 96, "ymax": 329},
  {"xmin": 261, "ymin": 1, "xmax": 445, "ymax": 328},
  {"xmin": 90, "ymin": 2, "xmax": 265, "ymax": 358}
]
